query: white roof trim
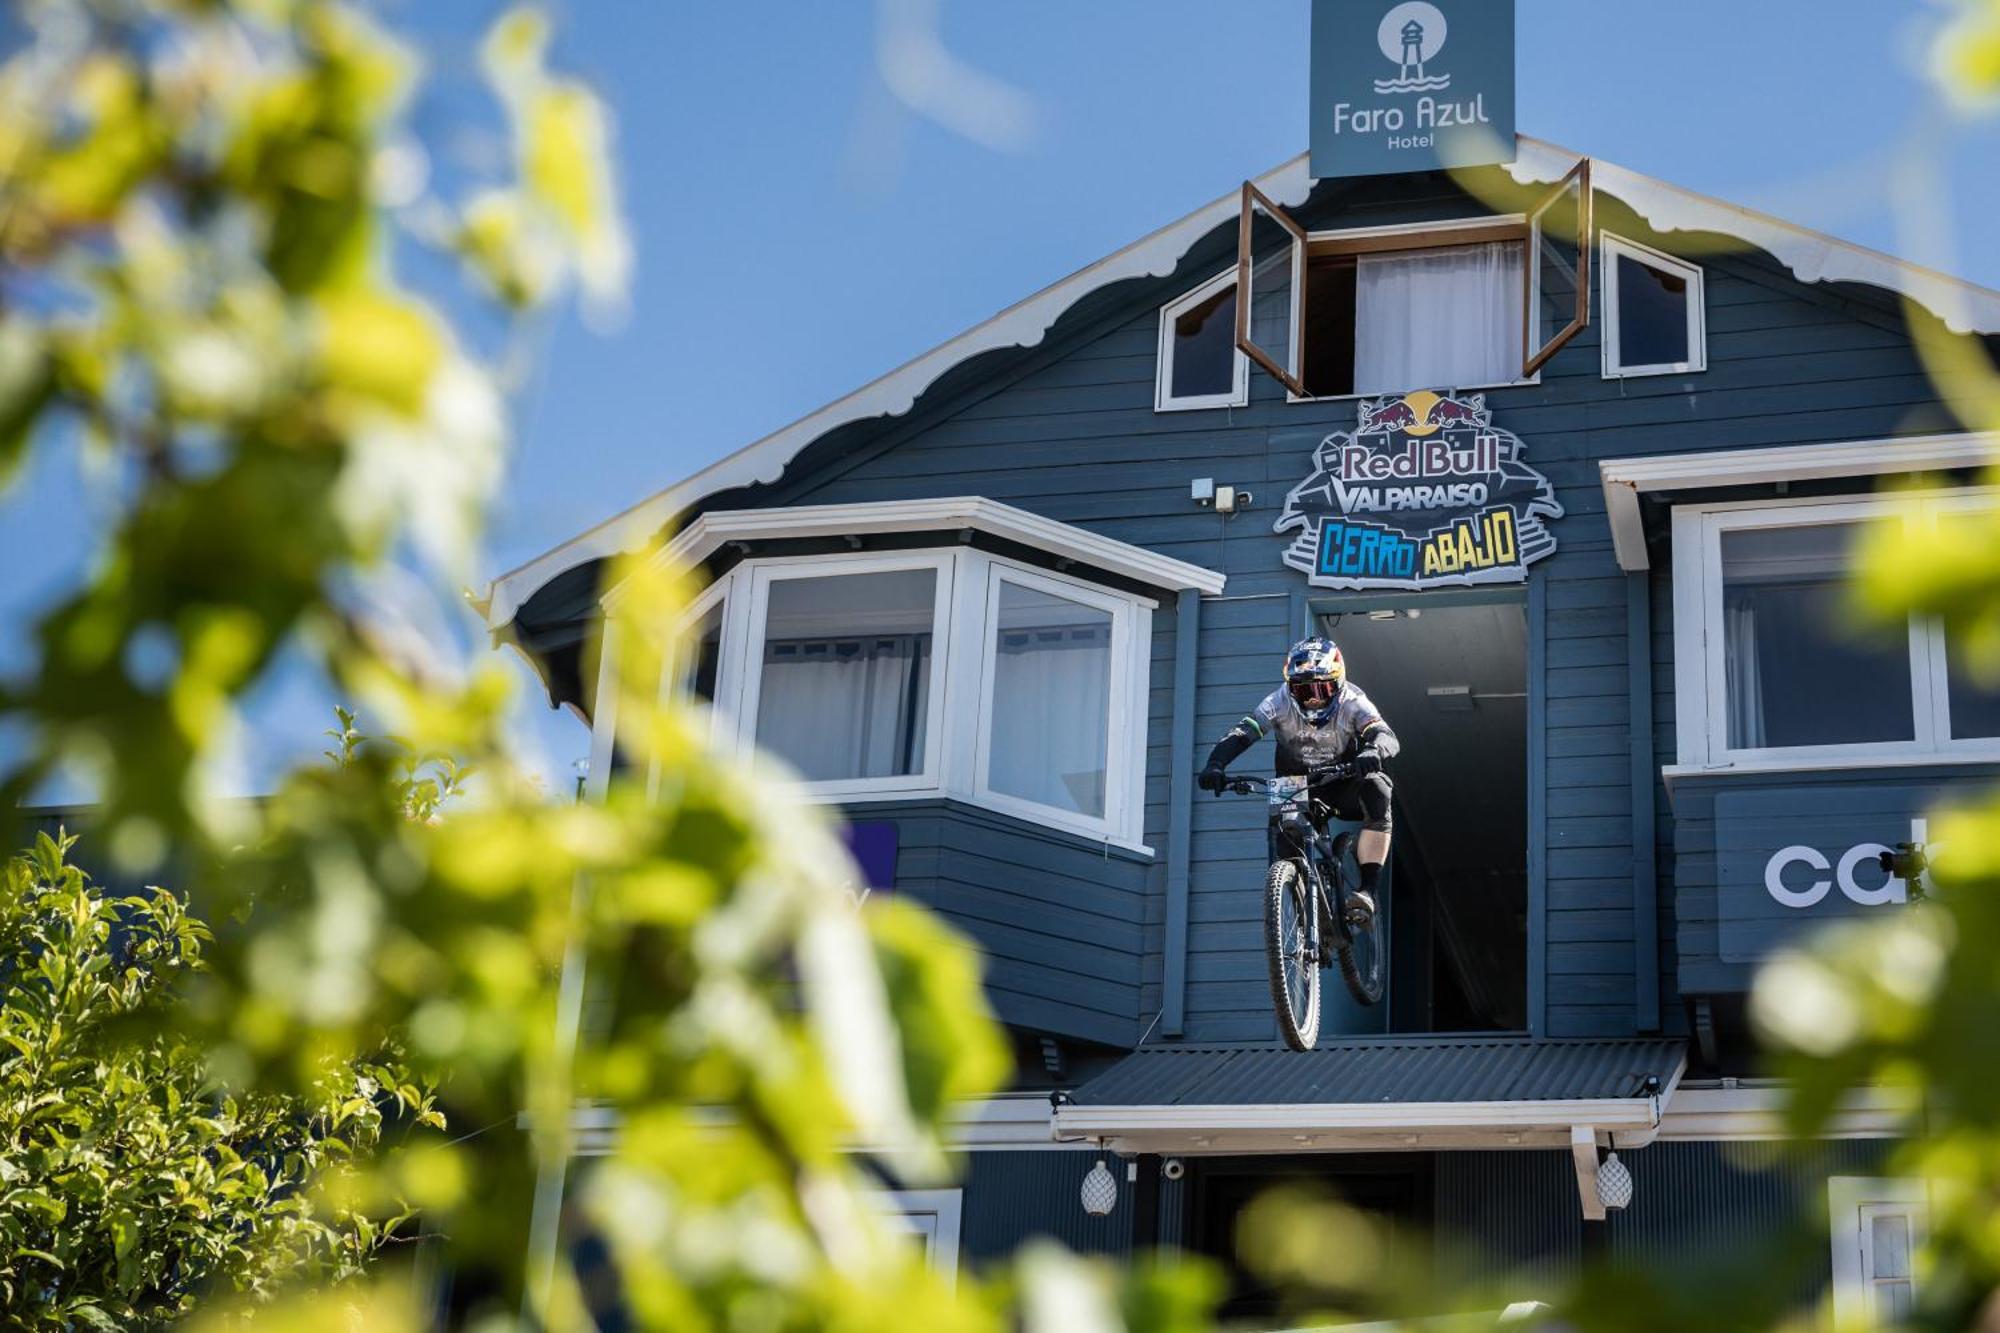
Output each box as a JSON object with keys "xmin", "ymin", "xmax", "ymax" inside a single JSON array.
[
  {"xmin": 1599, "ymin": 430, "xmax": 1999, "ymax": 570},
  {"xmin": 487, "ymin": 136, "xmax": 2000, "ymax": 627},
  {"xmin": 1510, "ymin": 138, "xmax": 2000, "ymax": 337},
  {"xmin": 601, "ymin": 496, "xmax": 1225, "ymax": 608},
  {"xmin": 484, "ymin": 153, "xmax": 1310, "ymax": 625}
]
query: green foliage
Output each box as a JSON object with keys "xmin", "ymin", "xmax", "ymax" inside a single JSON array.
[
  {"xmin": 0, "ymin": 7, "xmax": 1202, "ymax": 1327},
  {"xmin": 0, "ymin": 831, "xmax": 435, "ymax": 1327}
]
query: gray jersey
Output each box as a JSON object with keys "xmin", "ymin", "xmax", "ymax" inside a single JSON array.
[{"xmin": 1246, "ymin": 683, "xmax": 1397, "ymax": 773}]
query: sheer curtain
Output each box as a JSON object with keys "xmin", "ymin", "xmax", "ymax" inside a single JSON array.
[
  {"xmin": 1723, "ymin": 601, "xmax": 1765, "ymax": 749},
  {"xmin": 1354, "ymin": 241, "xmax": 1522, "ymax": 394},
  {"xmin": 756, "ymin": 637, "xmax": 928, "ymax": 781},
  {"xmin": 986, "ymin": 583, "xmax": 1112, "ymax": 818},
  {"xmin": 752, "ymin": 568, "xmax": 936, "ymax": 782}
]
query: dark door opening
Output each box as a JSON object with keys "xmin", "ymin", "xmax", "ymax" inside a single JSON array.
[
  {"xmin": 1319, "ymin": 599, "xmax": 1528, "ymax": 1033},
  {"xmin": 1187, "ymin": 1153, "xmax": 1434, "ymax": 1322}
]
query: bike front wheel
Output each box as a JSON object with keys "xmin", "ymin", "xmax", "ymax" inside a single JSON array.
[
  {"xmin": 1329, "ymin": 833, "xmax": 1385, "ymax": 1007},
  {"xmin": 1264, "ymin": 858, "xmax": 1321, "ymax": 1051}
]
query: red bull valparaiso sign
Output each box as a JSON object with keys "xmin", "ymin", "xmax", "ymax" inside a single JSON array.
[{"xmin": 1274, "ymin": 390, "xmax": 1562, "ymax": 590}]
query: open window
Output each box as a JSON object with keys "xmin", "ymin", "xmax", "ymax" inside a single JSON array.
[
  {"xmin": 1233, "ymin": 169, "xmax": 1591, "ymax": 400},
  {"xmin": 1235, "ymin": 182, "xmax": 1307, "ymax": 396},
  {"xmin": 1523, "ymin": 159, "xmax": 1591, "ymax": 376},
  {"xmin": 1601, "ymin": 232, "xmax": 1706, "ymax": 377}
]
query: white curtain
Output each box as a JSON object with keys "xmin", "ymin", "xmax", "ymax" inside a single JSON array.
[
  {"xmin": 1354, "ymin": 240, "xmax": 1522, "ymax": 394},
  {"xmin": 1723, "ymin": 602, "xmax": 1765, "ymax": 749},
  {"xmin": 756, "ymin": 638, "xmax": 927, "ymax": 781},
  {"xmin": 987, "ymin": 587, "xmax": 1112, "ymax": 817}
]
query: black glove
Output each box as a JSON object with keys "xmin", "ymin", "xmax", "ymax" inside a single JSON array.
[
  {"xmin": 1351, "ymin": 747, "xmax": 1382, "ymax": 776},
  {"xmin": 1198, "ymin": 765, "xmax": 1227, "ymax": 795}
]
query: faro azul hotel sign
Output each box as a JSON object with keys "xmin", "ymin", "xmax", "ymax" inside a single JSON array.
[{"xmin": 1310, "ymin": 0, "xmax": 1517, "ymax": 179}]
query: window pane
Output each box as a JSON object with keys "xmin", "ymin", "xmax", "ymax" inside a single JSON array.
[
  {"xmin": 1245, "ymin": 199, "xmax": 1300, "ymax": 381},
  {"xmin": 987, "ymin": 581, "xmax": 1112, "ymax": 818},
  {"xmin": 1616, "ymin": 252, "xmax": 1690, "ymax": 367},
  {"xmin": 1530, "ymin": 177, "xmax": 1585, "ymax": 355},
  {"xmin": 683, "ymin": 601, "xmax": 723, "ymax": 703},
  {"xmin": 755, "ymin": 569, "xmax": 935, "ymax": 782},
  {"xmin": 1869, "ymin": 1213, "xmax": 1912, "ymax": 1279},
  {"xmin": 1353, "ymin": 241, "xmax": 1523, "ymax": 394},
  {"xmin": 1169, "ymin": 284, "xmax": 1238, "ymax": 399},
  {"xmin": 1944, "ymin": 629, "xmax": 2000, "ymax": 738},
  {"xmin": 1721, "ymin": 523, "xmax": 1914, "ymax": 749}
]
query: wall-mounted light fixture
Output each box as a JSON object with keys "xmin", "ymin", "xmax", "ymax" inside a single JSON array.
[{"xmin": 1080, "ymin": 1157, "xmax": 1118, "ymax": 1216}]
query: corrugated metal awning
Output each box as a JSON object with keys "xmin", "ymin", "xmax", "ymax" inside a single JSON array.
[{"xmin": 1052, "ymin": 1037, "xmax": 1686, "ymax": 1156}]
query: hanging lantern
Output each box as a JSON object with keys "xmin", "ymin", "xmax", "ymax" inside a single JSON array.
[
  {"xmin": 1080, "ymin": 1158, "xmax": 1118, "ymax": 1217},
  {"xmin": 1596, "ymin": 1152, "xmax": 1633, "ymax": 1211}
]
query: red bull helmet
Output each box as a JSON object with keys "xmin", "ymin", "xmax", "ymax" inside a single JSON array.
[{"xmin": 1283, "ymin": 636, "xmax": 1346, "ymax": 725}]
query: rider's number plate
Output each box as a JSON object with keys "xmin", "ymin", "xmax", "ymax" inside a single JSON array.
[{"xmin": 1267, "ymin": 775, "xmax": 1308, "ymax": 809}]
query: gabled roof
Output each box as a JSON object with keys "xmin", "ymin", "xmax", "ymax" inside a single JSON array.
[{"xmin": 485, "ymin": 136, "xmax": 2000, "ymax": 629}]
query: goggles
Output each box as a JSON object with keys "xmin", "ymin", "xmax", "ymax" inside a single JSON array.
[{"xmin": 1287, "ymin": 677, "xmax": 1338, "ymax": 710}]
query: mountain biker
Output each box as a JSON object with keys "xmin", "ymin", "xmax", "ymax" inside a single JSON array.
[{"xmin": 1196, "ymin": 636, "xmax": 1399, "ymax": 919}]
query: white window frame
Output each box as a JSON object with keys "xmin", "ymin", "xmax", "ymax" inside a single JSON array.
[
  {"xmin": 730, "ymin": 551, "xmax": 958, "ymax": 799},
  {"xmin": 653, "ymin": 546, "xmax": 1156, "ymax": 852},
  {"xmin": 1601, "ymin": 232, "xmax": 1707, "ymax": 379},
  {"xmin": 1155, "ymin": 268, "xmax": 1249, "ymax": 412},
  {"xmin": 1828, "ymin": 1176, "xmax": 1927, "ymax": 1328},
  {"xmin": 971, "ymin": 560, "xmax": 1149, "ymax": 846},
  {"xmin": 875, "ymin": 1188, "xmax": 963, "ymax": 1285},
  {"xmin": 1670, "ymin": 488, "xmax": 2000, "ymax": 773}
]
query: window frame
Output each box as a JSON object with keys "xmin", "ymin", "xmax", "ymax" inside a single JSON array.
[
  {"xmin": 1670, "ymin": 489, "xmax": 2000, "ymax": 772},
  {"xmin": 1828, "ymin": 1177, "xmax": 1927, "ymax": 1328},
  {"xmin": 874, "ymin": 1188, "xmax": 963, "ymax": 1284},
  {"xmin": 1155, "ymin": 267, "xmax": 1249, "ymax": 412},
  {"xmin": 1600, "ymin": 232, "xmax": 1707, "ymax": 379},
  {"xmin": 970, "ymin": 559, "xmax": 1149, "ymax": 844},
  {"xmin": 1523, "ymin": 158, "xmax": 1593, "ymax": 377},
  {"xmin": 1228, "ymin": 208, "xmax": 1544, "ymax": 403},
  {"xmin": 730, "ymin": 551, "xmax": 958, "ymax": 799},
  {"xmin": 659, "ymin": 546, "xmax": 1156, "ymax": 851}
]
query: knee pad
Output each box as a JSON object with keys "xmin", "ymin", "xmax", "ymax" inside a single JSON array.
[{"xmin": 1360, "ymin": 773, "xmax": 1393, "ymax": 833}]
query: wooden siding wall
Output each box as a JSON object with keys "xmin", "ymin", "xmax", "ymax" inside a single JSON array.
[
  {"xmin": 866, "ymin": 799, "xmax": 1153, "ymax": 1047},
  {"xmin": 750, "ymin": 179, "xmax": 1967, "ymax": 1042}
]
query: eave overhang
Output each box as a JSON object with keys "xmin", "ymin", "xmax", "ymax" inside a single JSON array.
[
  {"xmin": 602, "ymin": 495, "xmax": 1227, "ymax": 610},
  {"xmin": 1598, "ymin": 430, "xmax": 2000, "ymax": 571}
]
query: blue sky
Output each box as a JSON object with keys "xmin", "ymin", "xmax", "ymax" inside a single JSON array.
[{"xmin": 4, "ymin": 0, "xmax": 1997, "ymax": 794}]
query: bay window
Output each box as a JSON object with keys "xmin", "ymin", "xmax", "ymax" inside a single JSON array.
[
  {"xmin": 1672, "ymin": 491, "xmax": 2000, "ymax": 769},
  {"xmin": 659, "ymin": 543, "xmax": 1155, "ymax": 848}
]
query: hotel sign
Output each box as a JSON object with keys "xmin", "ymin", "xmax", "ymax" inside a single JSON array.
[
  {"xmin": 1310, "ymin": 0, "xmax": 1516, "ymax": 179},
  {"xmin": 1274, "ymin": 391, "xmax": 1561, "ymax": 590}
]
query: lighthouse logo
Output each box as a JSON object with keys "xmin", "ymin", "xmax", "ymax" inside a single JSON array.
[{"xmin": 1374, "ymin": 2, "xmax": 1452, "ymax": 93}]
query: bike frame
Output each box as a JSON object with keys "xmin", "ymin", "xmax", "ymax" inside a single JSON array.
[{"xmin": 1236, "ymin": 765, "xmax": 1358, "ymax": 961}]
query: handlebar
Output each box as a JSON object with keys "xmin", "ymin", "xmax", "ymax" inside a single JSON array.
[{"xmin": 1218, "ymin": 761, "xmax": 1356, "ymax": 796}]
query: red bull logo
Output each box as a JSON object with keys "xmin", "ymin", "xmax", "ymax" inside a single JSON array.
[{"xmin": 1275, "ymin": 391, "xmax": 1563, "ymax": 591}]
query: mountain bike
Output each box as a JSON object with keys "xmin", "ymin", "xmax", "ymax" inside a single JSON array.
[{"xmin": 1219, "ymin": 762, "xmax": 1384, "ymax": 1050}]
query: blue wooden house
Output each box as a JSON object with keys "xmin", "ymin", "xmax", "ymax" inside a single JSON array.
[{"xmin": 488, "ymin": 136, "xmax": 2000, "ymax": 1322}]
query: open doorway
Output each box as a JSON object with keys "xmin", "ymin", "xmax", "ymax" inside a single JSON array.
[{"xmin": 1320, "ymin": 598, "xmax": 1528, "ymax": 1032}]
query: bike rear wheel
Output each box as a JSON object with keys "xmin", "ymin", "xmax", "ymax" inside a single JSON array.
[
  {"xmin": 1328, "ymin": 833, "xmax": 1384, "ymax": 1007},
  {"xmin": 1264, "ymin": 858, "xmax": 1321, "ymax": 1051}
]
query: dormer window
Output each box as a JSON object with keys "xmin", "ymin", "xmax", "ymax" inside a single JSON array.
[
  {"xmin": 1601, "ymin": 232, "xmax": 1707, "ymax": 377},
  {"xmin": 1155, "ymin": 269, "xmax": 1249, "ymax": 411}
]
